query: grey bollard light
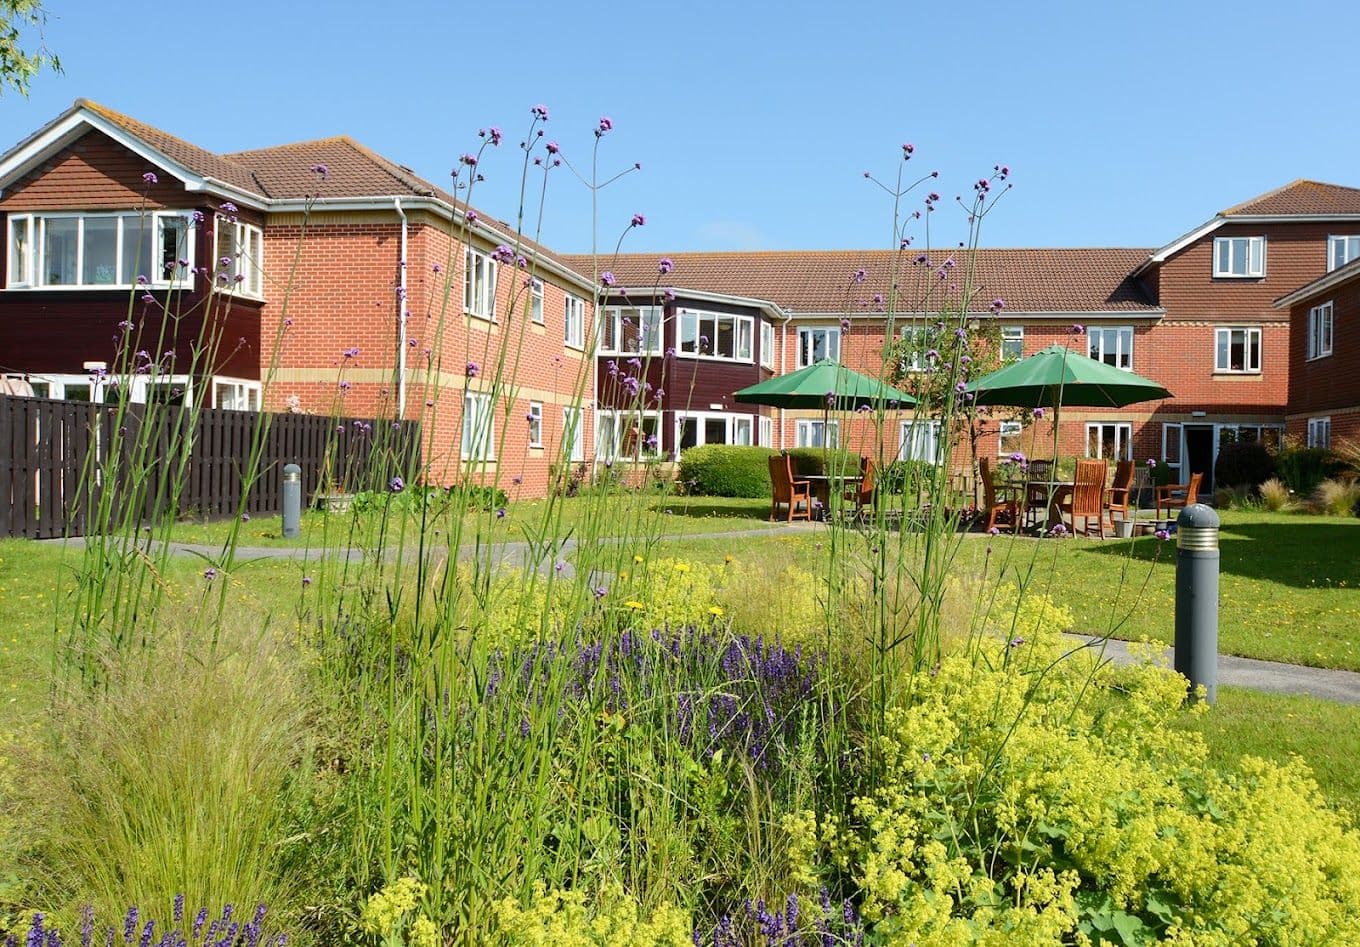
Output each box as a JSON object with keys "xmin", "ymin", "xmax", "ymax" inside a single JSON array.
[
  {"xmin": 282, "ymin": 464, "xmax": 302, "ymax": 538},
  {"xmin": 1174, "ymin": 503, "xmax": 1220, "ymax": 704}
]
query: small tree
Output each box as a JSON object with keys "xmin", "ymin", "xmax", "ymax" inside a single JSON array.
[{"xmin": 1, "ymin": 1, "xmax": 60, "ymax": 97}]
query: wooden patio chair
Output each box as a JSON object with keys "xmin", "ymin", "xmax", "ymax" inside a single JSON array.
[
  {"xmin": 1156, "ymin": 471, "xmax": 1203, "ymax": 520},
  {"xmin": 1021, "ymin": 459, "xmax": 1055, "ymax": 528},
  {"xmin": 1105, "ymin": 459, "xmax": 1135, "ymax": 530},
  {"xmin": 768, "ymin": 453, "xmax": 812, "ymax": 522},
  {"xmin": 1058, "ymin": 459, "xmax": 1108, "ymax": 538},
  {"xmin": 842, "ymin": 456, "xmax": 876, "ymax": 520},
  {"xmin": 979, "ymin": 456, "xmax": 1019, "ymax": 533}
]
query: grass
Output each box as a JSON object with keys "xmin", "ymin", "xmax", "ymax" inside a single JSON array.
[
  {"xmin": 639, "ymin": 508, "xmax": 1360, "ymax": 672},
  {"xmin": 158, "ymin": 495, "xmax": 780, "ymax": 549}
]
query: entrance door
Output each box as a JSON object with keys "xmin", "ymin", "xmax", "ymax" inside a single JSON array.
[{"xmin": 1183, "ymin": 424, "xmax": 1215, "ymax": 492}]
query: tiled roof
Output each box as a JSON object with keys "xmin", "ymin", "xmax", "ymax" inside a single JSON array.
[
  {"xmin": 1221, "ymin": 179, "xmax": 1360, "ymax": 216},
  {"xmin": 80, "ymin": 99, "xmax": 263, "ymax": 197},
  {"xmin": 566, "ymin": 248, "xmax": 1161, "ymax": 314}
]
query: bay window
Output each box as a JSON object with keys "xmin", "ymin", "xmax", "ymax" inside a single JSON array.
[
  {"xmin": 599, "ymin": 306, "xmax": 662, "ymax": 355},
  {"xmin": 5, "ymin": 211, "xmax": 196, "ymax": 289},
  {"xmin": 214, "ymin": 219, "xmax": 264, "ymax": 297},
  {"xmin": 677, "ymin": 310, "xmax": 755, "ymax": 361}
]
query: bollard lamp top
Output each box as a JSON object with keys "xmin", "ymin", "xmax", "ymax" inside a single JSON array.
[
  {"xmin": 1176, "ymin": 503, "xmax": 1220, "ymax": 530},
  {"xmin": 283, "ymin": 462, "xmax": 302, "ymax": 482}
]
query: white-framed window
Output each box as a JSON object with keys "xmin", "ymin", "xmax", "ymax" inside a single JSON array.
[
  {"xmin": 997, "ymin": 420, "xmax": 1023, "ymax": 456},
  {"xmin": 1085, "ymin": 422, "xmax": 1132, "ymax": 461},
  {"xmin": 463, "ymin": 248, "xmax": 498, "ymax": 320},
  {"xmin": 5, "ymin": 211, "xmax": 196, "ymax": 289},
  {"xmin": 1307, "ymin": 302, "xmax": 1333, "ymax": 360},
  {"xmin": 562, "ymin": 406, "xmax": 584, "ymax": 461},
  {"xmin": 675, "ymin": 411, "xmax": 757, "ymax": 453},
  {"xmin": 1329, "ymin": 235, "xmax": 1360, "ymax": 272},
  {"xmin": 1213, "ymin": 235, "xmax": 1265, "ymax": 278},
  {"xmin": 1001, "ymin": 325, "xmax": 1024, "ymax": 361},
  {"xmin": 564, "ymin": 294, "xmax": 586, "ymax": 349},
  {"xmin": 1215, "ymin": 326, "xmax": 1261, "ymax": 373},
  {"xmin": 795, "ymin": 418, "xmax": 839, "ymax": 448},
  {"xmin": 597, "ymin": 409, "xmax": 663, "ymax": 461},
  {"xmin": 461, "ymin": 391, "xmax": 494, "ymax": 461},
  {"xmin": 898, "ymin": 325, "xmax": 933, "ymax": 372},
  {"xmin": 760, "ymin": 321, "xmax": 775, "ymax": 369},
  {"xmin": 530, "ymin": 278, "xmax": 544, "ymax": 324},
  {"xmin": 527, "ymin": 401, "xmax": 543, "ymax": 447},
  {"xmin": 214, "ymin": 219, "xmax": 263, "ymax": 298},
  {"xmin": 759, "ymin": 415, "xmax": 773, "ymax": 446},
  {"xmin": 1307, "ymin": 417, "xmax": 1331, "ymax": 449},
  {"xmin": 1088, "ymin": 326, "xmax": 1134, "ymax": 371},
  {"xmin": 212, "ymin": 378, "xmax": 261, "ymax": 411},
  {"xmin": 899, "ymin": 420, "xmax": 941, "ymax": 463},
  {"xmin": 599, "ymin": 306, "xmax": 662, "ymax": 355},
  {"xmin": 796, "ymin": 326, "xmax": 840, "ymax": 367},
  {"xmin": 677, "ymin": 310, "xmax": 755, "ymax": 362}
]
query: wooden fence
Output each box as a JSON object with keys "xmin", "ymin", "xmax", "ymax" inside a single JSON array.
[{"xmin": 0, "ymin": 395, "xmax": 421, "ymax": 540}]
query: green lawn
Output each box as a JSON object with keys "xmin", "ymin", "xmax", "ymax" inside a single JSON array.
[
  {"xmin": 645, "ymin": 510, "xmax": 1360, "ymax": 672},
  {"xmin": 158, "ymin": 495, "xmax": 778, "ymax": 548}
]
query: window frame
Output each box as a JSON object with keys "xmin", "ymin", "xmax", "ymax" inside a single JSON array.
[
  {"xmin": 1212, "ymin": 235, "xmax": 1266, "ymax": 278},
  {"xmin": 759, "ymin": 415, "xmax": 773, "ymax": 447},
  {"xmin": 596, "ymin": 408, "xmax": 664, "ymax": 461},
  {"xmin": 564, "ymin": 294, "xmax": 586, "ymax": 349},
  {"xmin": 213, "ymin": 218, "xmax": 264, "ymax": 299},
  {"xmin": 463, "ymin": 247, "xmax": 498, "ymax": 320},
  {"xmin": 562, "ymin": 405, "xmax": 585, "ymax": 462},
  {"xmin": 795, "ymin": 418, "xmax": 839, "ymax": 449},
  {"xmin": 1085, "ymin": 421, "xmax": 1133, "ymax": 461},
  {"xmin": 898, "ymin": 325, "xmax": 933, "ymax": 372},
  {"xmin": 899, "ymin": 419, "xmax": 942, "ymax": 463},
  {"xmin": 1000, "ymin": 325, "xmax": 1024, "ymax": 361},
  {"xmin": 760, "ymin": 321, "xmax": 776, "ymax": 369},
  {"xmin": 796, "ymin": 325, "xmax": 840, "ymax": 367},
  {"xmin": 1307, "ymin": 302, "xmax": 1334, "ymax": 360},
  {"xmin": 527, "ymin": 400, "xmax": 544, "ymax": 448},
  {"xmin": 211, "ymin": 377, "xmax": 262, "ymax": 411},
  {"xmin": 997, "ymin": 420, "xmax": 1023, "ymax": 456},
  {"xmin": 1307, "ymin": 417, "xmax": 1331, "ymax": 449},
  {"xmin": 598, "ymin": 305, "xmax": 663, "ymax": 356},
  {"xmin": 6, "ymin": 210, "xmax": 197, "ymax": 291},
  {"xmin": 530, "ymin": 278, "xmax": 544, "ymax": 324},
  {"xmin": 1214, "ymin": 326, "xmax": 1262, "ymax": 374},
  {"xmin": 1087, "ymin": 325, "xmax": 1135, "ymax": 371},
  {"xmin": 676, "ymin": 309, "xmax": 757, "ymax": 363},
  {"xmin": 1328, "ymin": 235, "xmax": 1360, "ymax": 272},
  {"xmin": 461, "ymin": 391, "xmax": 495, "ymax": 461}
]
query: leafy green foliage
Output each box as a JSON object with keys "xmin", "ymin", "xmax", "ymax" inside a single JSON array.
[
  {"xmin": 1, "ymin": 1, "xmax": 59, "ymax": 97},
  {"xmin": 1214, "ymin": 440, "xmax": 1275, "ymax": 489},
  {"xmin": 1276, "ymin": 446, "xmax": 1344, "ymax": 495},
  {"xmin": 678, "ymin": 445, "xmax": 778, "ymax": 497}
]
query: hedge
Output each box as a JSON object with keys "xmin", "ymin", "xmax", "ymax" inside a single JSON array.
[
  {"xmin": 785, "ymin": 447, "xmax": 861, "ymax": 479},
  {"xmin": 1214, "ymin": 441, "xmax": 1276, "ymax": 490},
  {"xmin": 677, "ymin": 445, "xmax": 779, "ymax": 497}
]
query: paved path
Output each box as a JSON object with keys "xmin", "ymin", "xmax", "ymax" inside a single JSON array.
[{"xmin": 1066, "ymin": 635, "xmax": 1360, "ymax": 705}]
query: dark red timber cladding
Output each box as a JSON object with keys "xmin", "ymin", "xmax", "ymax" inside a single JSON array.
[
  {"xmin": 1288, "ymin": 269, "xmax": 1360, "ymax": 417},
  {"xmin": 0, "ymin": 129, "xmax": 187, "ymax": 211}
]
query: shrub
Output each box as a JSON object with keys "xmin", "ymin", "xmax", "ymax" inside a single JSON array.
[
  {"xmin": 785, "ymin": 447, "xmax": 859, "ymax": 479},
  {"xmin": 1260, "ymin": 477, "xmax": 1291, "ymax": 511},
  {"xmin": 1213, "ymin": 485, "xmax": 1260, "ymax": 511},
  {"xmin": 496, "ymin": 881, "xmax": 691, "ymax": 945},
  {"xmin": 876, "ymin": 460, "xmax": 937, "ymax": 495},
  {"xmin": 1314, "ymin": 478, "xmax": 1360, "ymax": 517},
  {"xmin": 786, "ymin": 628, "xmax": 1360, "ymax": 943},
  {"xmin": 678, "ymin": 445, "xmax": 778, "ymax": 498},
  {"xmin": 1214, "ymin": 440, "xmax": 1275, "ymax": 489},
  {"xmin": 1276, "ymin": 446, "xmax": 1343, "ymax": 495}
]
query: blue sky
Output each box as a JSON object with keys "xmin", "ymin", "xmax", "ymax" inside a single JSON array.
[{"xmin": 4, "ymin": 0, "xmax": 1358, "ymax": 256}]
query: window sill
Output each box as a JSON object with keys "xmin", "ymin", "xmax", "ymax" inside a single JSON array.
[
  {"xmin": 564, "ymin": 343, "xmax": 586, "ymax": 354},
  {"xmin": 6, "ymin": 283, "xmax": 191, "ymax": 292},
  {"xmin": 1211, "ymin": 274, "xmax": 1266, "ymax": 281},
  {"xmin": 1305, "ymin": 353, "xmax": 1333, "ymax": 362},
  {"xmin": 464, "ymin": 309, "xmax": 497, "ymax": 323},
  {"xmin": 528, "ymin": 444, "xmax": 544, "ymax": 452},
  {"xmin": 1211, "ymin": 371, "xmax": 1263, "ymax": 379}
]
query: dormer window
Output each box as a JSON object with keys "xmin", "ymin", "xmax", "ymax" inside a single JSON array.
[{"xmin": 1213, "ymin": 236, "xmax": 1265, "ymax": 278}]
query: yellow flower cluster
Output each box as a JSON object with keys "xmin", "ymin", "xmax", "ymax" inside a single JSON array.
[
  {"xmin": 494, "ymin": 881, "xmax": 691, "ymax": 945},
  {"xmin": 360, "ymin": 877, "xmax": 438, "ymax": 947},
  {"xmin": 794, "ymin": 594, "xmax": 1360, "ymax": 944},
  {"xmin": 616, "ymin": 558, "xmax": 726, "ymax": 628}
]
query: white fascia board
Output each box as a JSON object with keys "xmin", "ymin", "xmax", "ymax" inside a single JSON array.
[
  {"xmin": 0, "ymin": 109, "xmax": 268, "ymax": 210},
  {"xmin": 1272, "ymin": 259, "xmax": 1360, "ymax": 309},
  {"xmin": 611, "ymin": 285, "xmax": 786, "ymax": 321},
  {"xmin": 1140, "ymin": 213, "xmax": 1360, "ymax": 274},
  {"xmin": 789, "ymin": 309, "xmax": 1165, "ymax": 321}
]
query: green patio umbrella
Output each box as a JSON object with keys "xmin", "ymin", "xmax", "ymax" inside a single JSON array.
[
  {"xmin": 965, "ymin": 345, "xmax": 1171, "ymax": 408},
  {"xmin": 733, "ymin": 358, "xmax": 917, "ymax": 410}
]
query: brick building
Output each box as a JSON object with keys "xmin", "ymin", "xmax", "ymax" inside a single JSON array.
[{"xmin": 3, "ymin": 100, "xmax": 1359, "ymax": 497}]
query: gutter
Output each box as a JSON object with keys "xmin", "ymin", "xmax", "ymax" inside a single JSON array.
[{"xmin": 394, "ymin": 198, "xmax": 408, "ymax": 416}]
